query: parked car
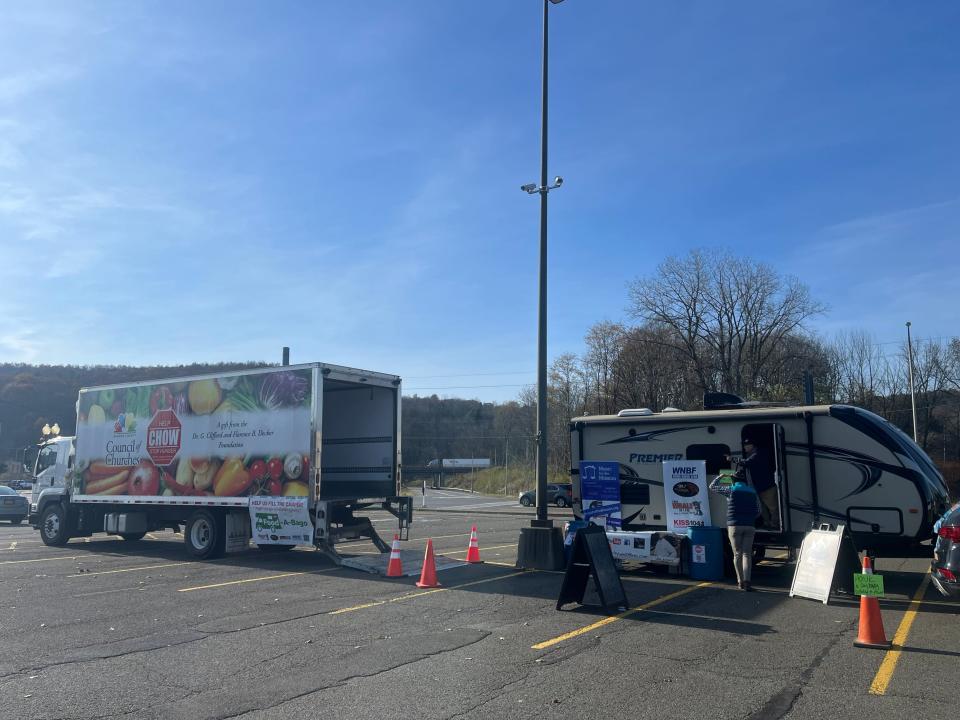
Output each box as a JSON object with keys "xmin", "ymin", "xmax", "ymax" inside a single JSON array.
[
  {"xmin": 13, "ymin": 479, "xmax": 32, "ymax": 490},
  {"xmin": 519, "ymin": 483, "xmax": 573, "ymax": 508},
  {"xmin": 0, "ymin": 486, "xmax": 28, "ymax": 525},
  {"xmin": 932, "ymin": 502, "xmax": 960, "ymax": 599}
]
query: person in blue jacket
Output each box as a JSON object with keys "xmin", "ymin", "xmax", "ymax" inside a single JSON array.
[{"xmin": 709, "ymin": 473, "xmax": 762, "ymax": 591}]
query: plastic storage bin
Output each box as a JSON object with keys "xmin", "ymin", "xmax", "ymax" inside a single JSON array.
[{"xmin": 687, "ymin": 526, "xmax": 725, "ymax": 580}]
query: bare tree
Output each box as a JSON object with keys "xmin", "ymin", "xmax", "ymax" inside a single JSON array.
[
  {"xmin": 548, "ymin": 353, "xmax": 587, "ymax": 474},
  {"xmin": 627, "ymin": 249, "xmax": 825, "ymax": 398},
  {"xmin": 583, "ymin": 321, "xmax": 626, "ymax": 415}
]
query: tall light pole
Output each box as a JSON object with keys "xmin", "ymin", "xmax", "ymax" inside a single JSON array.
[
  {"xmin": 906, "ymin": 321, "xmax": 918, "ymax": 442},
  {"xmin": 517, "ymin": 0, "xmax": 566, "ymax": 570}
]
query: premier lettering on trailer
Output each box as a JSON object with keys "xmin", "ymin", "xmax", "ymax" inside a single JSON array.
[{"xmin": 629, "ymin": 453, "xmax": 683, "ymax": 464}]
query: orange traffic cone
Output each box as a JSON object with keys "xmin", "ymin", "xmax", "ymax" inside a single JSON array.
[
  {"xmin": 854, "ymin": 556, "xmax": 891, "ymax": 649},
  {"xmin": 466, "ymin": 525, "xmax": 482, "ymax": 564},
  {"xmin": 415, "ymin": 538, "xmax": 441, "ymax": 588},
  {"xmin": 386, "ymin": 534, "xmax": 403, "ymax": 577}
]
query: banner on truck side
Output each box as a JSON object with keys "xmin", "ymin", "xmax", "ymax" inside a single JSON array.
[
  {"xmin": 249, "ymin": 496, "xmax": 313, "ymax": 546},
  {"xmin": 580, "ymin": 461, "xmax": 622, "ymax": 530},
  {"xmin": 662, "ymin": 460, "xmax": 711, "ymax": 533},
  {"xmin": 73, "ymin": 368, "xmax": 313, "ymax": 499}
]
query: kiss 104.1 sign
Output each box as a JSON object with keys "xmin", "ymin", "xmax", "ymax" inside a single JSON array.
[{"xmin": 662, "ymin": 460, "xmax": 711, "ymax": 533}]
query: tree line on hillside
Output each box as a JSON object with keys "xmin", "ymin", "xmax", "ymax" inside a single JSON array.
[{"xmin": 2, "ymin": 250, "xmax": 958, "ymax": 492}]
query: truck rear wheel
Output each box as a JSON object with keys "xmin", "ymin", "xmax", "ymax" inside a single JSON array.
[
  {"xmin": 185, "ymin": 510, "xmax": 224, "ymax": 559},
  {"xmin": 40, "ymin": 505, "xmax": 71, "ymax": 547}
]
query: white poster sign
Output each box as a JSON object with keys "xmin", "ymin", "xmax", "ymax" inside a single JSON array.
[
  {"xmin": 662, "ymin": 460, "xmax": 711, "ymax": 533},
  {"xmin": 249, "ymin": 496, "xmax": 313, "ymax": 546}
]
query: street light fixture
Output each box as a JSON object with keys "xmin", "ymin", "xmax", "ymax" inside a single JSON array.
[{"xmin": 517, "ymin": 0, "xmax": 566, "ymax": 571}]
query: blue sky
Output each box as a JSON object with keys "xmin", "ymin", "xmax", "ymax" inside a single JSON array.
[{"xmin": 1, "ymin": 2, "xmax": 958, "ymax": 402}]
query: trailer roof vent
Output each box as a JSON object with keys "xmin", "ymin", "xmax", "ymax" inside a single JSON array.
[
  {"xmin": 617, "ymin": 408, "xmax": 653, "ymax": 417},
  {"xmin": 661, "ymin": 406, "xmax": 682, "ymax": 413}
]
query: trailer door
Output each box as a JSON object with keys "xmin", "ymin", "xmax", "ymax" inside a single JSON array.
[{"xmin": 741, "ymin": 423, "xmax": 786, "ymax": 533}]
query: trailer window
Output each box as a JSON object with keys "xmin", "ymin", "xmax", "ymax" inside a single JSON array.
[{"xmin": 685, "ymin": 444, "xmax": 731, "ymax": 475}]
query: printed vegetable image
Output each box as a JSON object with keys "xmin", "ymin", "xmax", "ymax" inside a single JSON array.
[
  {"xmin": 283, "ymin": 482, "xmax": 309, "ymax": 497},
  {"xmin": 190, "ymin": 458, "xmax": 220, "ymax": 492},
  {"xmin": 88, "ymin": 404, "xmax": 106, "ymax": 424},
  {"xmin": 188, "ymin": 380, "xmax": 222, "ymax": 415},
  {"xmin": 283, "ymin": 453, "xmax": 302, "ymax": 481},
  {"xmin": 259, "ymin": 371, "xmax": 309, "ymax": 409},
  {"xmin": 77, "ymin": 369, "xmax": 313, "ymax": 498},
  {"xmin": 128, "ymin": 461, "xmax": 161, "ymax": 495},
  {"xmin": 213, "ymin": 457, "xmax": 252, "ymax": 496},
  {"xmin": 150, "ymin": 386, "xmax": 175, "ymax": 414}
]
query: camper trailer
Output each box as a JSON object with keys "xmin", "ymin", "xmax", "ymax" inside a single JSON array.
[{"xmin": 571, "ymin": 404, "xmax": 950, "ymax": 557}]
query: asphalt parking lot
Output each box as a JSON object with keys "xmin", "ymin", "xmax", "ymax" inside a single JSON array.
[{"xmin": 0, "ymin": 508, "xmax": 956, "ymax": 720}]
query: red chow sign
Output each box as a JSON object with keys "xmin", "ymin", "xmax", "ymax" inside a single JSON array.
[{"xmin": 147, "ymin": 410, "xmax": 182, "ymax": 466}]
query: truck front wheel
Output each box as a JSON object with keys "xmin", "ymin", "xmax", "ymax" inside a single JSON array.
[
  {"xmin": 185, "ymin": 510, "xmax": 224, "ymax": 560},
  {"xmin": 40, "ymin": 505, "xmax": 71, "ymax": 547}
]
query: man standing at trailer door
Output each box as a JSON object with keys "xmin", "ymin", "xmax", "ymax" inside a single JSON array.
[{"xmin": 731, "ymin": 439, "xmax": 779, "ymax": 530}]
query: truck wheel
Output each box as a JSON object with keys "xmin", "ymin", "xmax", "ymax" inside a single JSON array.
[
  {"xmin": 555, "ymin": 497, "xmax": 568, "ymax": 508},
  {"xmin": 185, "ymin": 510, "xmax": 224, "ymax": 559},
  {"xmin": 40, "ymin": 505, "xmax": 71, "ymax": 547},
  {"xmin": 120, "ymin": 532, "xmax": 147, "ymax": 541}
]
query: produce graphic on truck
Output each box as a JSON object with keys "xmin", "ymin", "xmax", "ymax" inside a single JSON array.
[
  {"xmin": 74, "ymin": 369, "xmax": 313, "ymax": 500},
  {"xmin": 29, "ymin": 363, "xmax": 410, "ymax": 563}
]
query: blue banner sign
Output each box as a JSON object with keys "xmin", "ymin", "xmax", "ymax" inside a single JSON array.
[{"xmin": 580, "ymin": 460, "xmax": 622, "ymax": 530}]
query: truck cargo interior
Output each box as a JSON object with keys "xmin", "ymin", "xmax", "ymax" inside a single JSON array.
[{"xmin": 320, "ymin": 379, "xmax": 397, "ymax": 499}]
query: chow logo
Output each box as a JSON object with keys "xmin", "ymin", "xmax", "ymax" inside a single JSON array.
[
  {"xmin": 146, "ymin": 409, "xmax": 182, "ymax": 466},
  {"xmin": 672, "ymin": 481, "xmax": 699, "ymax": 498}
]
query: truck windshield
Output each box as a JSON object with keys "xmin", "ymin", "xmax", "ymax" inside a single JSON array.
[{"xmin": 35, "ymin": 445, "xmax": 58, "ymax": 474}]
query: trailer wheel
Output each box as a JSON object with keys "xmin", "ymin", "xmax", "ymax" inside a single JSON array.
[
  {"xmin": 120, "ymin": 532, "xmax": 147, "ymax": 541},
  {"xmin": 185, "ymin": 510, "xmax": 224, "ymax": 559},
  {"xmin": 40, "ymin": 504, "xmax": 71, "ymax": 547}
]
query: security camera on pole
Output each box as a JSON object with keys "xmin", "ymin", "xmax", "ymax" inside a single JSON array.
[{"xmin": 517, "ymin": 0, "xmax": 567, "ymax": 571}]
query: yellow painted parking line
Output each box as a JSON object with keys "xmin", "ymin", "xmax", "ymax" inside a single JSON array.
[
  {"xmin": 178, "ymin": 567, "xmax": 338, "ymax": 592},
  {"xmin": 869, "ymin": 572, "xmax": 931, "ymax": 696},
  {"xmin": 329, "ymin": 570, "xmax": 532, "ymax": 615},
  {"xmin": 532, "ymin": 581, "xmax": 713, "ymax": 650},
  {"xmin": 67, "ymin": 561, "xmax": 190, "ymax": 578},
  {"xmin": 0, "ymin": 555, "xmax": 81, "ymax": 565}
]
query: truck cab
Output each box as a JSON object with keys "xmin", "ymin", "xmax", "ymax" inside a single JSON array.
[{"xmin": 29, "ymin": 436, "xmax": 75, "ymax": 520}]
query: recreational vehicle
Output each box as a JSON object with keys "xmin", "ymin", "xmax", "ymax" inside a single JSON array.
[{"xmin": 571, "ymin": 403, "xmax": 950, "ymax": 557}]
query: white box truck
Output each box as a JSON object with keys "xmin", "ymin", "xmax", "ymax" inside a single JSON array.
[
  {"xmin": 571, "ymin": 402, "xmax": 950, "ymax": 557},
  {"xmin": 29, "ymin": 363, "xmax": 410, "ymax": 561}
]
